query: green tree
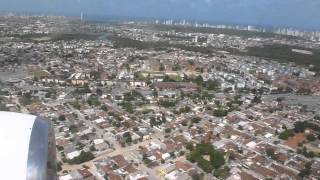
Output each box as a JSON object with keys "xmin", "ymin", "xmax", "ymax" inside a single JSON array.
[
  {"xmin": 159, "ymin": 63, "xmax": 165, "ymax": 71},
  {"xmin": 210, "ymin": 151, "xmax": 225, "ymax": 169},
  {"xmin": 279, "ymin": 129, "xmax": 294, "ymax": 140},
  {"xmin": 123, "ymin": 132, "xmax": 132, "ymax": 143},
  {"xmin": 68, "ymin": 151, "xmax": 94, "ymax": 164},
  {"xmin": 101, "ymin": 105, "xmax": 108, "ymax": 112},
  {"xmin": 186, "ymin": 143, "xmax": 194, "ymax": 151},
  {"xmin": 306, "ymin": 134, "xmax": 316, "ymax": 141},
  {"xmin": 191, "ymin": 116, "xmax": 201, "ymax": 123},
  {"xmin": 58, "ymin": 115, "xmax": 66, "ymax": 121},
  {"xmin": 294, "ymin": 121, "xmax": 306, "ymax": 133}
]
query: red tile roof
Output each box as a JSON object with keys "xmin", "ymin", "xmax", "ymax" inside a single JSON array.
[{"xmin": 111, "ymin": 155, "xmax": 129, "ymax": 168}]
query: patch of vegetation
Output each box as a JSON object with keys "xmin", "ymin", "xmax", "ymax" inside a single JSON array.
[
  {"xmin": 265, "ymin": 148, "xmax": 277, "ymax": 160},
  {"xmin": 159, "ymin": 100, "xmax": 176, "ymax": 107},
  {"xmin": 69, "ymin": 125, "xmax": 79, "ymax": 133},
  {"xmin": 172, "ymin": 63, "xmax": 182, "ymax": 71},
  {"xmin": 142, "ymin": 154, "xmax": 152, "ymax": 165},
  {"xmin": 11, "ymin": 33, "xmax": 100, "ymax": 42},
  {"xmin": 87, "ymin": 95, "xmax": 101, "ymax": 107},
  {"xmin": 58, "ymin": 114, "xmax": 66, "ymax": 121},
  {"xmin": 101, "ymin": 105, "xmax": 108, "ymax": 111},
  {"xmin": 159, "ymin": 63, "xmax": 165, "ymax": 71},
  {"xmin": 244, "ymin": 45, "xmax": 320, "ymax": 68},
  {"xmin": 191, "ymin": 116, "xmax": 201, "ymax": 123},
  {"xmin": 68, "ymin": 151, "xmax": 94, "ymax": 164},
  {"xmin": 279, "ymin": 129, "xmax": 295, "ymax": 140},
  {"xmin": 179, "ymin": 106, "xmax": 191, "ymax": 114},
  {"xmin": 213, "ymin": 108, "xmax": 229, "ymax": 117},
  {"xmin": 149, "ymin": 116, "xmax": 166, "ymax": 127},
  {"xmin": 134, "ymin": 71, "xmax": 146, "ymax": 80},
  {"xmin": 294, "ymin": 121, "xmax": 320, "ymax": 133},
  {"xmin": 123, "ymin": 132, "xmax": 132, "ymax": 143},
  {"xmin": 163, "ymin": 75, "xmax": 182, "ymax": 82},
  {"xmin": 113, "ymin": 36, "xmax": 320, "ymax": 69},
  {"xmin": 214, "ymin": 166, "xmax": 230, "ymax": 178},
  {"xmin": 297, "ymin": 146, "xmax": 316, "ymax": 158},
  {"xmin": 187, "ymin": 143, "xmax": 225, "ymax": 173},
  {"xmin": 69, "ymin": 101, "xmax": 81, "ymax": 110},
  {"xmin": 119, "ymin": 101, "xmax": 134, "ymax": 113},
  {"xmin": 298, "ymin": 162, "xmax": 312, "ymax": 178},
  {"xmin": 306, "ymin": 134, "xmax": 316, "ymax": 141},
  {"xmin": 151, "ymin": 25, "xmax": 287, "ymax": 38},
  {"xmin": 74, "ymin": 85, "xmax": 91, "ymax": 94},
  {"xmin": 203, "ymin": 79, "xmax": 221, "ymax": 90}
]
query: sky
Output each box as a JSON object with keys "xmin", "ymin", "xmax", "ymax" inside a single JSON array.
[{"xmin": 0, "ymin": 0, "xmax": 320, "ymax": 30}]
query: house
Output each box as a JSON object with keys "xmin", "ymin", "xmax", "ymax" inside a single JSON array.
[
  {"xmin": 111, "ymin": 155, "xmax": 129, "ymax": 168},
  {"xmin": 94, "ymin": 138, "xmax": 109, "ymax": 151},
  {"xmin": 175, "ymin": 161, "xmax": 193, "ymax": 172},
  {"xmin": 59, "ymin": 169, "xmax": 94, "ymax": 180},
  {"xmin": 158, "ymin": 163, "xmax": 176, "ymax": 177},
  {"xmin": 129, "ymin": 171, "xmax": 148, "ymax": 180},
  {"xmin": 129, "ymin": 81, "xmax": 146, "ymax": 87},
  {"xmin": 66, "ymin": 150, "xmax": 81, "ymax": 160},
  {"xmin": 164, "ymin": 170, "xmax": 191, "ymax": 180}
]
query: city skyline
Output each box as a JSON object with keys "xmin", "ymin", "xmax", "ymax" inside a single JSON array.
[{"xmin": 1, "ymin": 0, "xmax": 320, "ymax": 30}]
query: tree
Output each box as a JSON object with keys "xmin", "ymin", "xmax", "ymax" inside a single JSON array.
[
  {"xmin": 306, "ymin": 134, "xmax": 316, "ymax": 141},
  {"xmin": 214, "ymin": 167, "xmax": 230, "ymax": 178},
  {"xmin": 101, "ymin": 105, "xmax": 108, "ymax": 112},
  {"xmin": 165, "ymin": 128, "xmax": 172, "ymax": 133},
  {"xmin": 120, "ymin": 101, "xmax": 134, "ymax": 113},
  {"xmin": 298, "ymin": 162, "xmax": 312, "ymax": 178},
  {"xmin": 213, "ymin": 109, "xmax": 228, "ymax": 117},
  {"xmin": 172, "ymin": 63, "xmax": 182, "ymax": 71},
  {"xmin": 294, "ymin": 121, "xmax": 306, "ymax": 133},
  {"xmin": 159, "ymin": 100, "xmax": 176, "ymax": 107},
  {"xmin": 191, "ymin": 116, "xmax": 201, "ymax": 123},
  {"xmin": 70, "ymin": 101, "xmax": 81, "ymax": 110},
  {"xmin": 191, "ymin": 173, "xmax": 203, "ymax": 180},
  {"xmin": 58, "ymin": 115, "xmax": 66, "ymax": 121},
  {"xmin": 161, "ymin": 114, "xmax": 167, "ymax": 123},
  {"xmin": 187, "ymin": 143, "xmax": 225, "ymax": 173},
  {"xmin": 96, "ymin": 88, "xmax": 103, "ymax": 96},
  {"xmin": 252, "ymin": 95, "xmax": 262, "ymax": 103},
  {"xmin": 180, "ymin": 106, "xmax": 191, "ymax": 113},
  {"xmin": 186, "ymin": 143, "xmax": 194, "ymax": 151},
  {"xmin": 68, "ymin": 151, "xmax": 94, "ymax": 164},
  {"xmin": 90, "ymin": 143, "xmax": 97, "ymax": 151},
  {"xmin": 57, "ymin": 162, "xmax": 62, "ymax": 172},
  {"xmin": 159, "ymin": 63, "xmax": 165, "ymax": 71},
  {"xmin": 266, "ymin": 148, "xmax": 276, "ymax": 159},
  {"xmin": 210, "ymin": 151, "xmax": 225, "ymax": 169},
  {"xmin": 142, "ymin": 154, "xmax": 151, "ymax": 165},
  {"xmin": 123, "ymin": 132, "xmax": 132, "ymax": 143},
  {"xmin": 87, "ymin": 95, "xmax": 101, "ymax": 106},
  {"xmin": 278, "ymin": 129, "xmax": 294, "ymax": 140},
  {"xmin": 194, "ymin": 75, "xmax": 204, "ymax": 85},
  {"xmin": 297, "ymin": 88, "xmax": 312, "ymax": 95}
]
